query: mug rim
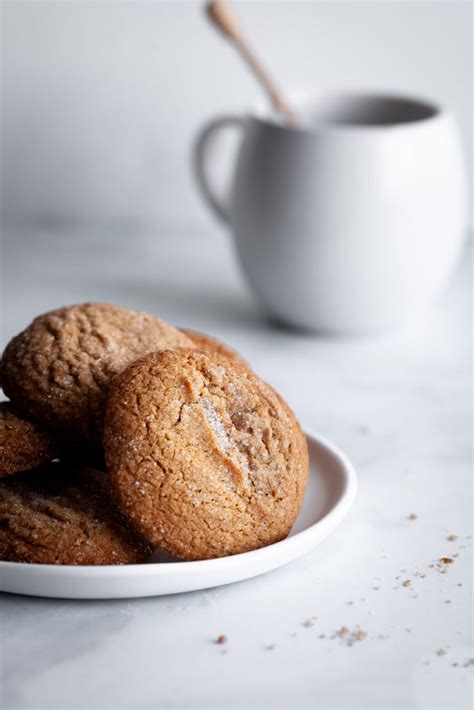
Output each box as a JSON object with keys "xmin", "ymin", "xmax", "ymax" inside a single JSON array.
[{"xmin": 249, "ymin": 89, "xmax": 447, "ymax": 133}]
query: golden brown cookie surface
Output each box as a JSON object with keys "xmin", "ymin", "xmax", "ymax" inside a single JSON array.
[
  {"xmin": 0, "ymin": 402, "xmax": 59, "ymax": 477},
  {"xmin": 180, "ymin": 328, "xmax": 248, "ymax": 369},
  {"xmin": 0, "ymin": 303, "xmax": 194, "ymax": 443},
  {"xmin": 0, "ymin": 462, "xmax": 152, "ymax": 565},
  {"xmin": 104, "ymin": 349, "xmax": 308, "ymax": 560}
]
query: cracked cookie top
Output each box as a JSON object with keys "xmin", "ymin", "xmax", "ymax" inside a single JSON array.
[
  {"xmin": 104, "ymin": 349, "xmax": 308, "ymax": 560},
  {"xmin": 0, "ymin": 303, "xmax": 194, "ymax": 443}
]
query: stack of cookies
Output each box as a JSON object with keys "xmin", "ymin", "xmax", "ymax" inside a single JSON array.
[{"xmin": 0, "ymin": 303, "xmax": 308, "ymax": 564}]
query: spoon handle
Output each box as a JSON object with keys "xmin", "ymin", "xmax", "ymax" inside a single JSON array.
[{"xmin": 206, "ymin": 1, "xmax": 298, "ymax": 124}]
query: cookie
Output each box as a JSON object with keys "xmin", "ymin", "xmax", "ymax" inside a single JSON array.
[
  {"xmin": 0, "ymin": 402, "xmax": 59, "ymax": 477},
  {"xmin": 0, "ymin": 462, "xmax": 152, "ymax": 564},
  {"xmin": 0, "ymin": 303, "xmax": 194, "ymax": 443},
  {"xmin": 104, "ymin": 349, "xmax": 308, "ymax": 560},
  {"xmin": 180, "ymin": 328, "xmax": 248, "ymax": 369}
]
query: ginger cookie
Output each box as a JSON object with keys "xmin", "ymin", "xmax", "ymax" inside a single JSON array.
[
  {"xmin": 0, "ymin": 303, "xmax": 194, "ymax": 443},
  {"xmin": 180, "ymin": 328, "xmax": 248, "ymax": 369},
  {"xmin": 0, "ymin": 462, "xmax": 152, "ymax": 564},
  {"xmin": 0, "ymin": 402, "xmax": 59, "ymax": 477},
  {"xmin": 104, "ymin": 349, "xmax": 308, "ymax": 560}
]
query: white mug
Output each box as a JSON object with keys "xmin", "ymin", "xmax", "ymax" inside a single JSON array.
[{"xmin": 194, "ymin": 92, "xmax": 466, "ymax": 333}]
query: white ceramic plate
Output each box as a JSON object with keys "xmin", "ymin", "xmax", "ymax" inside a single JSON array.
[{"xmin": 0, "ymin": 431, "xmax": 357, "ymax": 599}]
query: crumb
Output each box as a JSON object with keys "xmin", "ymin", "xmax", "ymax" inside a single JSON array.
[
  {"xmin": 445, "ymin": 600, "xmax": 451, "ymax": 604},
  {"xmin": 452, "ymin": 662, "xmax": 458, "ymax": 667},
  {"xmin": 464, "ymin": 659, "xmax": 474, "ymax": 667},
  {"xmin": 372, "ymin": 586, "xmax": 381, "ymax": 591},
  {"xmin": 407, "ymin": 513, "xmax": 417, "ymax": 520},
  {"xmin": 405, "ymin": 628, "xmax": 412, "ymax": 633},
  {"xmin": 452, "ymin": 553, "xmax": 459, "ymax": 558},
  {"xmin": 378, "ymin": 634, "xmax": 389, "ymax": 640},
  {"xmin": 346, "ymin": 601, "xmax": 354, "ymax": 605},
  {"xmin": 355, "ymin": 629, "xmax": 367, "ymax": 641},
  {"xmin": 303, "ymin": 619, "xmax": 314, "ymax": 628},
  {"xmin": 265, "ymin": 644, "xmax": 276, "ymax": 651},
  {"xmin": 289, "ymin": 632, "xmax": 297, "ymax": 638},
  {"xmin": 457, "ymin": 583, "xmax": 462, "ymax": 587},
  {"xmin": 220, "ymin": 649, "xmax": 228, "ymax": 655},
  {"xmin": 216, "ymin": 634, "xmax": 228, "ymax": 645},
  {"xmin": 436, "ymin": 648, "xmax": 447, "ymax": 656},
  {"xmin": 338, "ymin": 626, "xmax": 350, "ymax": 637},
  {"xmin": 439, "ymin": 557, "xmax": 454, "ymax": 564},
  {"xmin": 319, "ymin": 634, "xmax": 326, "ymax": 639},
  {"xmin": 447, "ymin": 535, "xmax": 458, "ymax": 541},
  {"xmin": 357, "ymin": 425, "xmax": 370, "ymax": 434},
  {"xmin": 403, "ymin": 580, "xmax": 412, "ymax": 588},
  {"xmin": 423, "ymin": 661, "xmax": 431, "ymax": 666},
  {"xmin": 411, "ymin": 594, "xmax": 418, "ymax": 599}
]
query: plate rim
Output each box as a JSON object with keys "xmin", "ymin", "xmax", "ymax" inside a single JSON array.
[{"xmin": 0, "ymin": 429, "xmax": 357, "ymax": 578}]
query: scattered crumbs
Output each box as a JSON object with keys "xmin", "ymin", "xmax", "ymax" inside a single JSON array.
[
  {"xmin": 464, "ymin": 659, "xmax": 474, "ymax": 667},
  {"xmin": 439, "ymin": 557, "xmax": 454, "ymax": 564},
  {"xmin": 401, "ymin": 569, "xmax": 407, "ymax": 573},
  {"xmin": 405, "ymin": 628, "xmax": 412, "ymax": 633},
  {"xmin": 445, "ymin": 600, "xmax": 451, "ymax": 604},
  {"xmin": 360, "ymin": 598, "xmax": 366, "ymax": 602},
  {"xmin": 429, "ymin": 563, "xmax": 435, "ymax": 568},
  {"xmin": 411, "ymin": 594, "xmax": 418, "ymax": 599},
  {"xmin": 459, "ymin": 544, "xmax": 466, "ymax": 549},
  {"xmin": 357, "ymin": 425, "xmax": 370, "ymax": 435},
  {"xmin": 422, "ymin": 661, "xmax": 431, "ymax": 666},
  {"xmin": 303, "ymin": 619, "xmax": 315, "ymax": 628},
  {"xmin": 392, "ymin": 586, "xmax": 399, "ymax": 590},
  {"xmin": 402, "ymin": 580, "xmax": 412, "ymax": 588},
  {"xmin": 319, "ymin": 634, "xmax": 326, "ymax": 639},
  {"xmin": 436, "ymin": 648, "xmax": 447, "ymax": 656},
  {"xmin": 415, "ymin": 571, "xmax": 426, "ymax": 579},
  {"xmin": 378, "ymin": 634, "xmax": 389, "ymax": 641},
  {"xmin": 265, "ymin": 644, "xmax": 277, "ymax": 651},
  {"xmin": 447, "ymin": 534, "xmax": 458, "ymax": 542},
  {"xmin": 457, "ymin": 583, "xmax": 463, "ymax": 587},
  {"xmin": 452, "ymin": 553, "xmax": 459, "ymax": 558},
  {"xmin": 407, "ymin": 513, "xmax": 418, "ymax": 520},
  {"xmin": 220, "ymin": 649, "xmax": 228, "ymax": 655},
  {"xmin": 346, "ymin": 601, "xmax": 354, "ymax": 605},
  {"xmin": 216, "ymin": 634, "xmax": 228, "ymax": 645},
  {"xmin": 395, "ymin": 576, "xmax": 400, "ymax": 580},
  {"xmin": 452, "ymin": 662, "xmax": 459, "ymax": 667},
  {"xmin": 372, "ymin": 586, "xmax": 381, "ymax": 591},
  {"xmin": 334, "ymin": 626, "xmax": 368, "ymax": 646}
]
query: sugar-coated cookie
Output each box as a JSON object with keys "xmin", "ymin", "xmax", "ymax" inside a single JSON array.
[
  {"xmin": 0, "ymin": 462, "xmax": 152, "ymax": 564},
  {"xmin": 0, "ymin": 402, "xmax": 59, "ymax": 477},
  {"xmin": 104, "ymin": 349, "xmax": 308, "ymax": 560},
  {"xmin": 0, "ymin": 303, "xmax": 194, "ymax": 443}
]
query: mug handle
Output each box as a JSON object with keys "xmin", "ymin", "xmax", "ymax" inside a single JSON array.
[{"xmin": 193, "ymin": 115, "xmax": 245, "ymax": 224}]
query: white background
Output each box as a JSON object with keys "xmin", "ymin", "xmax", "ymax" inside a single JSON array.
[{"xmin": 1, "ymin": 0, "xmax": 472, "ymax": 228}]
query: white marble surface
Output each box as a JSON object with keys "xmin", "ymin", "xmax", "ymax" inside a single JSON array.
[{"xmin": 0, "ymin": 223, "xmax": 472, "ymax": 709}]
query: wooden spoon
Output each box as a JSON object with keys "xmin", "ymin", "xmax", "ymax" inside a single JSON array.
[{"xmin": 206, "ymin": 0, "xmax": 298, "ymax": 124}]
